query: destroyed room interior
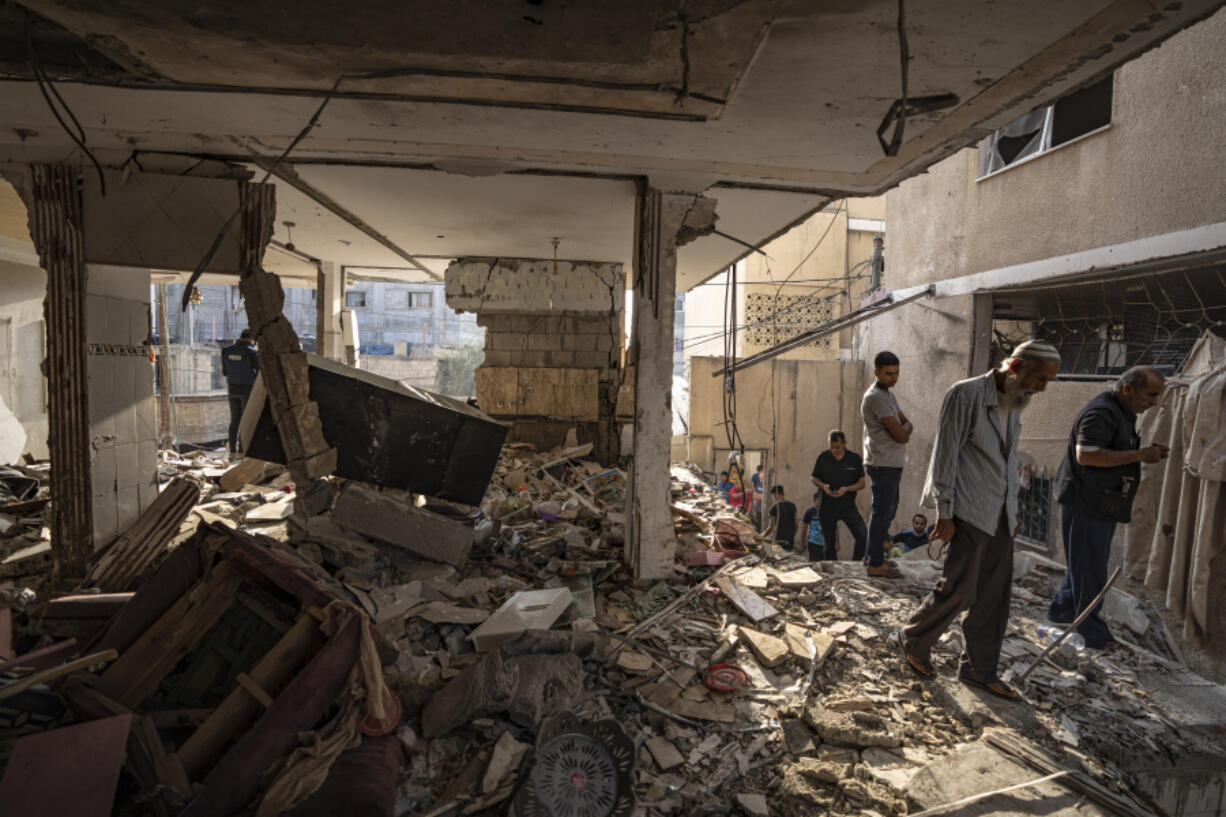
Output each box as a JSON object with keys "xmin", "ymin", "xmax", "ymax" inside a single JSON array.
[{"xmin": 1, "ymin": 1, "xmax": 1226, "ymax": 816}]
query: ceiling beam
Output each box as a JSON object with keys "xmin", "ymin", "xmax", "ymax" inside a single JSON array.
[{"xmin": 243, "ymin": 150, "xmax": 441, "ymax": 280}]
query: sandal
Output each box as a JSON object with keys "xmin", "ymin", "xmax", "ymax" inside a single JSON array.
[
  {"xmin": 897, "ymin": 630, "xmax": 934, "ymax": 678},
  {"xmin": 959, "ymin": 673, "xmax": 1021, "ymax": 701}
]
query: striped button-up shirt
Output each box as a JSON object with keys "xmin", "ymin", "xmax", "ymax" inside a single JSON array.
[{"xmin": 921, "ymin": 371, "xmax": 1021, "ymax": 536}]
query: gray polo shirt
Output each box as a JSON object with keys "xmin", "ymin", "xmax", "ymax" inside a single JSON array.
[
  {"xmin": 920, "ymin": 371, "xmax": 1021, "ymax": 536},
  {"xmin": 861, "ymin": 382, "xmax": 906, "ymax": 468}
]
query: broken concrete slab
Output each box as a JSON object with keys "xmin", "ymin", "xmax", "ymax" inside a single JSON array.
[
  {"xmin": 467, "ymin": 587, "xmax": 573, "ymax": 652},
  {"xmin": 734, "ymin": 792, "xmax": 770, "ymax": 816},
  {"xmin": 906, "ymin": 738, "xmax": 1085, "ymax": 815},
  {"xmin": 780, "ymin": 718, "xmax": 815, "ymax": 755},
  {"xmin": 783, "ymin": 623, "xmax": 834, "ymax": 665},
  {"xmin": 803, "ymin": 705, "xmax": 901, "ymax": 748},
  {"xmin": 616, "ymin": 649, "xmax": 655, "ymax": 673},
  {"xmin": 645, "ymin": 736, "xmax": 685, "ymax": 771},
  {"xmin": 332, "ymin": 482, "xmax": 472, "ymax": 567},
  {"xmin": 716, "ymin": 577, "xmax": 779, "ymax": 623},
  {"xmin": 245, "ymin": 354, "xmax": 507, "ymax": 504},
  {"xmin": 481, "ymin": 730, "xmax": 529, "ymax": 794},
  {"xmin": 860, "ymin": 746, "xmax": 923, "ymax": 792},
  {"xmin": 738, "ymin": 627, "xmax": 789, "ymax": 669}
]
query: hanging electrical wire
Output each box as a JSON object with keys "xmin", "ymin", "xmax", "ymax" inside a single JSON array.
[{"xmin": 23, "ymin": 13, "xmax": 106, "ymax": 195}]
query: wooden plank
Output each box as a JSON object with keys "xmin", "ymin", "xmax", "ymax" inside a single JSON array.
[
  {"xmin": 0, "ymin": 638, "xmax": 77, "ymax": 674},
  {"xmin": 181, "ymin": 616, "xmax": 362, "ymax": 817},
  {"xmin": 135, "ymin": 715, "xmax": 193, "ymax": 801},
  {"xmin": 175, "ymin": 613, "xmax": 320, "ymax": 779},
  {"xmin": 0, "ymin": 649, "xmax": 118, "ymax": 701},
  {"xmin": 96, "ymin": 563, "xmax": 242, "ymax": 708},
  {"xmin": 234, "ymin": 673, "xmax": 275, "ymax": 708},
  {"xmin": 87, "ymin": 477, "xmax": 200, "ymax": 591}
]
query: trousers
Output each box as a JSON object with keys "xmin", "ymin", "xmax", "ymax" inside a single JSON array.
[
  {"xmin": 819, "ymin": 504, "xmax": 868, "ymax": 561},
  {"xmin": 902, "ymin": 512, "xmax": 1014, "ymax": 683},
  {"xmin": 866, "ymin": 465, "xmax": 902, "ymax": 566},
  {"xmin": 227, "ymin": 383, "xmax": 252, "ymax": 451},
  {"xmin": 1048, "ymin": 505, "xmax": 1117, "ymax": 648}
]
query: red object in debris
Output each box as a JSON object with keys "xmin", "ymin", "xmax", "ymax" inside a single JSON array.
[
  {"xmin": 361, "ymin": 688, "xmax": 403, "ymax": 736},
  {"xmin": 704, "ymin": 663, "xmax": 748, "ymax": 693},
  {"xmin": 684, "ymin": 550, "xmax": 724, "ymax": 567}
]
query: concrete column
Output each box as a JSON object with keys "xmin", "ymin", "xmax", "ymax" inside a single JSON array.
[
  {"xmin": 628, "ymin": 188, "xmax": 716, "ymax": 578},
  {"xmin": 26, "ymin": 164, "xmax": 92, "ymax": 578},
  {"xmin": 316, "ymin": 261, "xmax": 344, "ymax": 360}
]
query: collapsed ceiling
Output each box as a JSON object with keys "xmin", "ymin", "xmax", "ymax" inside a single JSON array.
[{"xmin": 0, "ymin": 0, "xmax": 1219, "ymax": 288}]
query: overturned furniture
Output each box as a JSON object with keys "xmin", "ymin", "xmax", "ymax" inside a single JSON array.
[
  {"xmin": 1, "ymin": 521, "xmax": 398, "ymax": 816},
  {"xmin": 243, "ymin": 355, "xmax": 507, "ymax": 505}
]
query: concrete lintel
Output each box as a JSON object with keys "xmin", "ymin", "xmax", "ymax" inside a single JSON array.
[
  {"xmin": 628, "ymin": 189, "xmax": 716, "ymax": 579},
  {"xmin": 445, "ymin": 257, "xmax": 624, "ymax": 315}
]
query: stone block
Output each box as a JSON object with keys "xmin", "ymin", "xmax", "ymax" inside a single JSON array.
[
  {"xmin": 542, "ymin": 350, "xmax": 575, "ymax": 368},
  {"xmin": 573, "ymin": 351, "xmax": 613, "ymax": 369},
  {"xmin": 490, "ymin": 332, "xmax": 524, "ymax": 352},
  {"xmin": 473, "ymin": 367, "xmax": 600, "ymax": 420},
  {"xmin": 781, "ymin": 718, "xmax": 814, "ymax": 755},
  {"xmin": 526, "ymin": 333, "xmax": 562, "ymax": 352},
  {"xmin": 565, "ymin": 333, "xmax": 596, "ymax": 352},
  {"xmin": 516, "ymin": 350, "xmax": 549, "ymax": 367},
  {"xmin": 332, "ymin": 482, "xmax": 472, "ymax": 566},
  {"xmin": 735, "ymin": 793, "xmax": 770, "ymax": 816},
  {"xmin": 481, "ymin": 350, "xmax": 511, "ymax": 368},
  {"xmin": 512, "ymin": 315, "xmax": 540, "ymax": 333}
]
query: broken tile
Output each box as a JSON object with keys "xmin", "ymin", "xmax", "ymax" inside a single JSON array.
[
  {"xmin": 481, "ymin": 730, "xmax": 529, "ymax": 793},
  {"xmin": 468, "ymin": 587, "xmax": 573, "ymax": 652}
]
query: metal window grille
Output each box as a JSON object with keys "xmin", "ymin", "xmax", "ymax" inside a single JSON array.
[
  {"xmin": 991, "ymin": 264, "xmax": 1226, "ymax": 376},
  {"xmin": 743, "ymin": 291, "xmax": 836, "ymax": 350},
  {"xmin": 1017, "ymin": 472, "xmax": 1053, "ymax": 547}
]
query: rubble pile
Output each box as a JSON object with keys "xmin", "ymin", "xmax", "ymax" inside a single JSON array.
[{"xmin": 1, "ymin": 437, "xmax": 1225, "ymax": 817}]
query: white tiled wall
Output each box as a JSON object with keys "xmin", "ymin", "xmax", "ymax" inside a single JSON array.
[{"xmin": 86, "ymin": 265, "xmax": 158, "ymax": 549}]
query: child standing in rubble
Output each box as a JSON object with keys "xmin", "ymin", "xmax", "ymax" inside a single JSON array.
[{"xmin": 764, "ymin": 485, "xmax": 798, "ymax": 551}]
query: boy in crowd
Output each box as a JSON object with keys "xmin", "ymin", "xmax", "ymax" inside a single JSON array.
[
  {"xmin": 800, "ymin": 491, "xmax": 828, "ymax": 562},
  {"xmin": 765, "ymin": 485, "xmax": 798, "ymax": 550},
  {"xmin": 717, "ymin": 471, "xmax": 733, "ymax": 501}
]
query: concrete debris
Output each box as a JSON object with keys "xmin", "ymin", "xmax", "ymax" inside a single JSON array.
[
  {"xmin": 480, "ymin": 729, "xmax": 529, "ymax": 794},
  {"xmin": 2, "ymin": 441, "xmax": 1225, "ymax": 817}
]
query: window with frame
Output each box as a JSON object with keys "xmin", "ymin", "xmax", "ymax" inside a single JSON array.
[
  {"xmin": 345, "ymin": 291, "xmax": 366, "ymax": 308},
  {"xmin": 977, "ymin": 75, "xmax": 1113, "ymax": 178},
  {"xmin": 407, "ymin": 291, "xmax": 433, "ymax": 309}
]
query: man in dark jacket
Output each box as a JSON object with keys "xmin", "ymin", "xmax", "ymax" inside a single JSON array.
[
  {"xmin": 221, "ymin": 329, "xmax": 259, "ymax": 455},
  {"xmin": 1049, "ymin": 366, "xmax": 1168, "ymax": 648}
]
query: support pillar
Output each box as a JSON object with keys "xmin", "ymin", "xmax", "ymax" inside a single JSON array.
[
  {"xmin": 315, "ymin": 261, "xmax": 344, "ymax": 361},
  {"xmin": 236, "ymin": 184, "xmax": 336, "ymax": 486},
  {"xmin": 27, "ymin": 165, "xmax": 92, "ymax": 578},
  {"xmin": 628, "ymin": 188, "xmax": 716, "ymax": 578}
]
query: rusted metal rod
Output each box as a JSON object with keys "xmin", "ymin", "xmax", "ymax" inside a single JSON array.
[{"xmin": 1019, "ymin": 566, "xmax": 1121, "ymax": 681}]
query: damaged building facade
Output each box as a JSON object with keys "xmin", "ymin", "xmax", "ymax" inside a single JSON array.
[{"xmin": 0, "ymin": 1, "xmax": 1225, "ymax": 816}]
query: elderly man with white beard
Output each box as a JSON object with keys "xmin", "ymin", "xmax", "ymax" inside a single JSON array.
[{"xmin": 897, "ymin": 340, "xmax": 1061, "ymax": 700}]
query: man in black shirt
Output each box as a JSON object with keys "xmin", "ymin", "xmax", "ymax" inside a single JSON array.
[
  {"xmin": 765, "ymin": 485, "xmax": 798, "ymax": 550},
  {"xmin": 221, "ymin": 329, "xmax": 259, "ymax": 456},
  {"xmin": 892, "ymin": 514, "xmax": 932, "ymax": 553},
  {"xmin": 1049, "ymin": 366, "xmax": 1168, "ymax": 648},
  {"xmin": 810, "ymin": 430, "xmax": 868, "ymax": 560}
]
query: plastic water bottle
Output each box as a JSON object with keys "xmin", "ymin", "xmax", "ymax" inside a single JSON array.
[{"xmin": 1035, "ymin": 624, "xmax": 1086, "ymax": 652}]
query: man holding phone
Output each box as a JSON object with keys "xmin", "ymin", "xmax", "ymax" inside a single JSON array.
[{"xmin": 1049, "ymin": 366, "xmax": 1169, "ymax": 649}]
